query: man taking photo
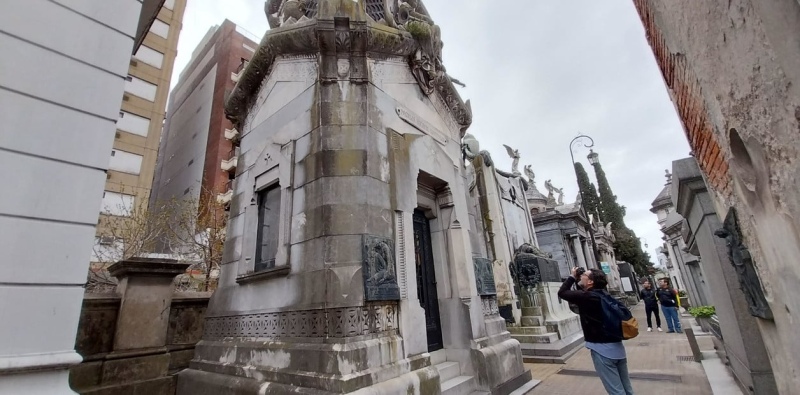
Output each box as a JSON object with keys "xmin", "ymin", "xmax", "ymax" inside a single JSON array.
[{"xmin": 559, "ymin": 267, "xmax": 634, "ymax": 395}]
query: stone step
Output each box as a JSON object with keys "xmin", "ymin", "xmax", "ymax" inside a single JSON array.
[
  {"xmin": 520, "ymin": 316, "xmax": 545, "ymax": 327},
  {"xmin": 511, "ymin": 332, "xmax": 560, "ymax": 344},
  {"xmin": 430, "ymin": 349, "xmax": 447, "ymax": 365},
  {"xmin": 442, "ymin": 375, "xmax": 474, "ymax": 395},
  {"xmin": 522, "ymin": 307, "xmax": 542, "ymax": 316},
  {"xmin": 434, "ymin": 361, "xmax": 460, "ymax": 383},
  {"xmin": 508, "ymin": 379, "xmax": 542, "ymax": 394},
  {"xmin": 508, "ymin": 326, "xmax": 550, "ymax": 335}
]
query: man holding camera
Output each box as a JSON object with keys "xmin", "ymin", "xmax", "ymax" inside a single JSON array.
[{"xmin": 559, "ymin": 267, "xmax": 634, "ymax": 395}]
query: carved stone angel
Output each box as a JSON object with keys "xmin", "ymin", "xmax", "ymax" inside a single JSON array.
[
  {"xmin": 503, "ymin": 144, "xmax": 521, "ymax": 175},
  {"xmin": 555, "ymin": 187, "xmax": 564, "ymax": 205},
  {"xmin": 524, "ymin": 165, "xmax": 536, "ymax": 186}
]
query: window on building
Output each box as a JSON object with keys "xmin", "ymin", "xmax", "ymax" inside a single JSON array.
[
  {"xmin": 109, "ymin": 149, "xmax": 143, "ymax": 175},
  {"xmin": 124, "ymin": 75, "xmax": 157, "ymax": 101},
  {"xmin": 255, "ymin": 184, "xmax": 281, "ymax": 272},
  {"xmin": 117, "ymin": 111, "xmax": 150, "ymax": 137},
  {"xmin": 133, "ymin": 45, "xmax": 164, "ymax": 69},
  {"xmin": 150, "ymin": 19, "xmax": 170, "ymax": 39},
  {"xmin": 100, "ymin": 192, "xmax": 135, "ymax": 216}
]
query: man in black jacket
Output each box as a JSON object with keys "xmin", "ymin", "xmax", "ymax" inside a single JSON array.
[
  {"xmin": 559, "ymin": 267, "xmax": 634, "ymax": 395},
  {"xmin": 639, "ymin": 281, "xmax": 662, "ymax": 332}
]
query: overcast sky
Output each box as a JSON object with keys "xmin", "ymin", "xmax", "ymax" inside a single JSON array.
[{"xmin": 171, "ymin": 0, "xmax": 689, "ymax": 264}]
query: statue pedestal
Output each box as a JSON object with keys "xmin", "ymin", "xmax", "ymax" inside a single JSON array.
[{"xmin": 509, "ymin": 253, "xmax": 584, "ymax": 364}]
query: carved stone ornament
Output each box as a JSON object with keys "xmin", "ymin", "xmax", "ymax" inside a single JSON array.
[
  {"xmin": 473, "ymin": 257, "xmax": 497, "ymax": 296},
  {"xmin": 227, "ymin": 0, "xmax": 472, "ymax": 136},
  {"xmin": 481, "ymin": 296, "xmax": 500, "ymax": 317},
  {"xmin": 714, "ymin": 208, "xmax": 773, "ymax": 320},
  {"xmin": 363, "ymin": 235, "xmax": 401, "ymax": 301},
  {"xmin": 204, "ymin": 303, "xmax": 398, "ymax": 340}
]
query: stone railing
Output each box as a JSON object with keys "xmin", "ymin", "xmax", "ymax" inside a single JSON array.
[{"xmin": 69, "ymin": 258, "xmax": 210, "ymax": 395}]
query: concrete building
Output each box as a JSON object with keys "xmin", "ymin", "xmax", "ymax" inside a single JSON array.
[
  {"xmin": 93, "ymin": 0, "xmax": 186, "ymax": 265},
  {"xmin": 150, "ymin": 20, "xmax": 259, "ymax": 220},
  {"xmin": 530, "ymin": 201, "xmax": 598, "ymax": 280},
  {"xmin": 177, "ymin": 1, "xmax": 535, "ymax": 393},
  {"xmin": 632, "ymin": 0, "xmax": 800, "ymax": 391},
  {"xmin": 0, "ymin": 1, "xmax": 175, "ymax": 393}
]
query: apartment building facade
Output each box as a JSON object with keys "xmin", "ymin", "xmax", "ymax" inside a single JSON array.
[
  {"xmin": 93, "ymin": 0, "xmax": 187, "ymax": 263},
  {"xmin": 150, "ymin": 20, "xmax": 259, "ymax": 222}
]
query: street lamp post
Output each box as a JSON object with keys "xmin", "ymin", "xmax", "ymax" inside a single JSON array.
[{"xmin": 569, "ymin": 135, "xmax": 602, "ymax": 269}]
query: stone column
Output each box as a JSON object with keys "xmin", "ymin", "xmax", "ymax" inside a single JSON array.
[
  {"xmin": 582, "ymin": 240, "xmax": 596, "ymax": 269},
  {"xmin": 93, "ymin": 258, "xmax": 189, "ymax": 393},
  {"xmin": 571, "ymin": 235, "xmax": 587, "ymax": 268},
  {"xmin": 109, "ymin": 258, "xmax": 189, "ymax": 352},
  {"xmin": 672, "ymin": 158, "xmax": 777, "ymax": 394}
]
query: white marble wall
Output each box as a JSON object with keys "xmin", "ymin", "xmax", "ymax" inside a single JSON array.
[{"xmin": 0, "ymin": 1, "xmax": 141, "ymax": 393}]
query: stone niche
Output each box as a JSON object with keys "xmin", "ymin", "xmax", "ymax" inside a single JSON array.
[{"xmin": 177, "ymin": 1, "xmax": 532, "ymax": 394}]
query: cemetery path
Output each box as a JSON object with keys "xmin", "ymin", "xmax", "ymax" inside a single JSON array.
[{"xmin": 524, "ymin": 303, "xmax": 716, "ymax": 395}]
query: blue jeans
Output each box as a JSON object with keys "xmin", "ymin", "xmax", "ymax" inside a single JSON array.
[
  {"xmin": 590, "ymin": 350, "xmax": 634, "ymax": 395},
  {"xmin": 661, "ymin": 306, "xmax": 682, "ymax": 332}
]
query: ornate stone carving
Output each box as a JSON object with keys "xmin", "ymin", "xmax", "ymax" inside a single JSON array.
[
  {"xmin": 203, "ymin": 303, "xmax": 399, "ymax": 340},
  {"xmin": 481, "ymin": 296, "xmax": 500, "ymax": 317},
  {"xmin": 363, "ymin": 235, "xmax": 401, "ymax": 301},
  {"xmin": 462, "ymin": 133, "xmax": 480, "ymax": 160},
  {"xmin": 510, "ymin": 251, "xmax": 541, "ymax": 289},
  {"xmin": 524, "ymin": 165, "xmax": 536, "ymax": 187},
  {"xmin": 714, "ymin": 208, "xmax": 773, "ymax": 320},
  {"xmin": 510, "ymin": 244, "xmax": 558, "ymax": 305},
  {"xmin": 473, "ymin": 257, "xmax": 497, "ymax": 296},
  {"xmin": 502, "ymin": 144, "xmax": 521, "ymax": 176}
]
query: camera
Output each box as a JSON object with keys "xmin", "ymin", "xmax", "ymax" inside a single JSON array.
[{"xmin": 575, "ymin": 267, "xmax": 586, "ymax": 278}]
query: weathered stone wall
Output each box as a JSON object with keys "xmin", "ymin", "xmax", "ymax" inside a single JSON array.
[
  {"xmin": 633, "ymin": 0, "xmax": 800, "ymax": 393},
  {"xmin": 69, "ymin": 293, "xmax": 209, "ymax": 394}
]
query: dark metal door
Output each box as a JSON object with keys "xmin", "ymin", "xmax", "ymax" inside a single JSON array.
[{"xmin": 413, "ymin": 209, "xmax": 443, "ymax": 352}]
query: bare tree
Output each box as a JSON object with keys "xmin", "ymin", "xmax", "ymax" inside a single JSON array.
[
  {"xmin": 89, "ymin": 186, "xmax": 228, "ymax": 293},
  {"xmin": 89, "ymin": 190, "xmax": 172, "ymax": 292},
  {"xmin": 165, "ymin": 186, "xmax": 228, "ymax": 292}
]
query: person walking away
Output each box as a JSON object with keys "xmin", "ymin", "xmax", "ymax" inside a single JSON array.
[
  {"xmin": 559, "ymin": 268, "xmax": 635, "ymax": 395},
  {"xmin": 639, "ymin": 281, "xmax": 662, "ymax": 332},
  {"xmin": 657, "ymin": 279, "xmax": 682, "ymax": 333}
]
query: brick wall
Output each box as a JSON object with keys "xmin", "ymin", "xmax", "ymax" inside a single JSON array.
[{"xmin": 632, "ymin": 0, "xmax": 731, "ymax": 196}]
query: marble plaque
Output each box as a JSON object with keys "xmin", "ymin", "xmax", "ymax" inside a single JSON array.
[
  {"xmin": 473, "ymin": 257, "xmax": 497, "ymax": 296},
  {"xmin": 363, "ymin": 235, "xmax": 401, "ymax": 301},
  {"xmin": 536, "ymin": 257, "xmax": 562, "ymax": 282},
  {"xmin": 396, "ymin": 106, "xmax": 448, "ymax": 145}
]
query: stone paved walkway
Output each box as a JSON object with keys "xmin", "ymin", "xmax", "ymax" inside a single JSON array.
[{"xmin": 524, "ymin": 303, "xmax": 714, "ymax": 395}]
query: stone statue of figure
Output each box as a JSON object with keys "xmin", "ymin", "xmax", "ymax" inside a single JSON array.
[
  {"xmin": 524, "ymin": 165, "xmax": 536, "ymax": 186},
  {"xmin": 503, "ymin": 144, "xmax": 521, "ymax": 175},
  {"xmin": 555, "ymin": 187, "xmax": 564, "ymax": 205},
  {"xmin": 544, "ymin": 179, "xmax": 554, "ymax": 197},
  {"xmin": 462, "ymin": 133, "xmax": 480, "ymax": 160},
  {"xmin": 367, "ymin": 241, "xmax": 396, "ymax": 287}
]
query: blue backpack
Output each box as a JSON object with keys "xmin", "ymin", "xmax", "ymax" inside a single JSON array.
[{"xmin": 598, "ymin": 291, "xmax": 639, "ymax": 340}]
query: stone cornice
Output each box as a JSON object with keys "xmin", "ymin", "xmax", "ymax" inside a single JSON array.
[{"xmin": 224, "ymin": 18, "xmax": 472, "ymax": 134}]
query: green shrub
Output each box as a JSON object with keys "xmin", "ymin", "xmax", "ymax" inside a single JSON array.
[{"xmin": 688, "ymin": 306, "xmax": 715, "ymax": 318}]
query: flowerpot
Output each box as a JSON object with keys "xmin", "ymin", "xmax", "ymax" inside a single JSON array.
[{"xmin": 679, "ymin": 296, "xmax": 690, "ymax": 309}]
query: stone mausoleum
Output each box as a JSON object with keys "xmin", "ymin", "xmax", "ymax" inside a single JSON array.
[{"xmin": 177, "ymin": 1, "xmax": 534, "ymax": 393}]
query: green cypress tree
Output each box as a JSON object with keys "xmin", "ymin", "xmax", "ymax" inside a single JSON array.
[
  {"xmin": 589, "ymin": 155, "xmax": 653, "ymax": 273},
  {"xmin": 591, "ymin": 160, "xmax": 626, "ymax": 230},
  {"xmin": 574, "ymin": 163, "xmax": 601, "ymax": 221}
]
